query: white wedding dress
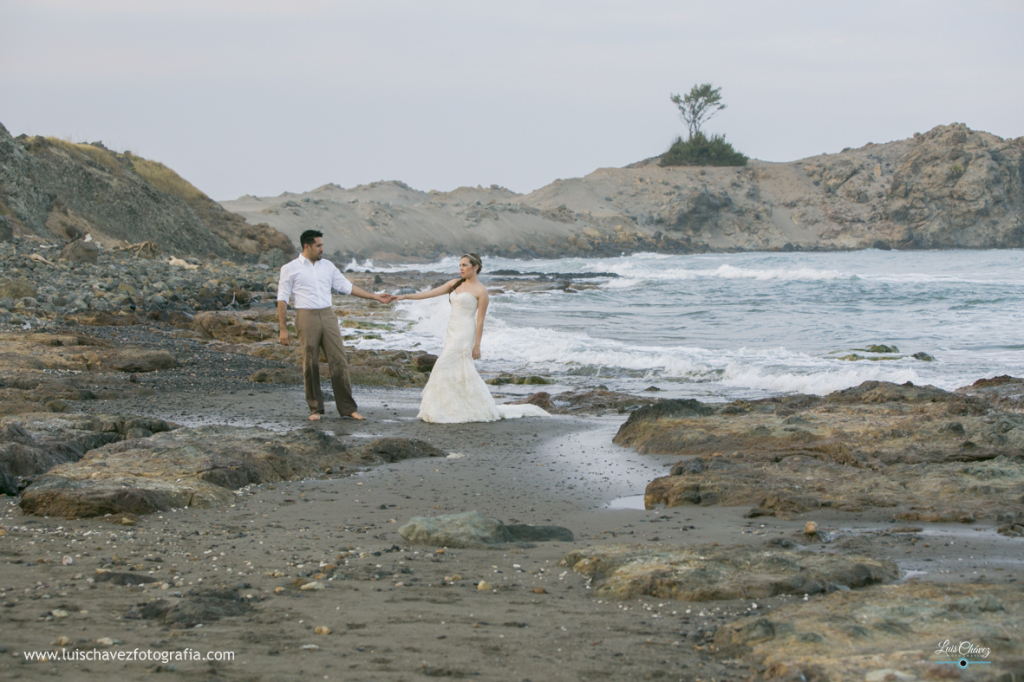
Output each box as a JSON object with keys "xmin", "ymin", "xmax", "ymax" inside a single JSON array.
[{"xmin": 417, "ymin": 292, "xmax": 551, "ymax": 424}]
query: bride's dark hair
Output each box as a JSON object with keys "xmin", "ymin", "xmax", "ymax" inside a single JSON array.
[{"xmin": 450, "ymin": 253, "xmax": 483, "ymax": 293}]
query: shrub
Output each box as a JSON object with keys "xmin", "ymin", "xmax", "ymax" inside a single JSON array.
[
  {"xmin": 125, "ymin": 153, "xmax": 209, "ymax": 204},
  {"xmin": 660, "ymin": 132, "xmax": 748, "ymax": 167},
  {"xmin": 43, "ymin": 138, "xmax": 122, "ymax": 174}
]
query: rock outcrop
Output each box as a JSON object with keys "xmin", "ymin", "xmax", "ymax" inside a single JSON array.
[
  {"xmin": 399, "ymin": 511, "xmax": 574, "ymax": 549},
  {"xmin": 0, "ymin": 413, "xmax": 177, "ymax": 494},
  {"xmin": 714, "ymin": 582, "xmax": 1023, "ymax": 681},
  {"xmin": 560, "ymin": 544, "xmax": 899, "ymax": 600},
  {"xmin": 222, "ymin": 124, "xmax": 1024, "ymax": 260},
  {"xmin": 19, "ymin": 428, "xmax": 445, "ymax": 518},
  {"xmin": 615, "ymin": 380, "xmax": 1024, "ymax": 524},
  {"xmin": 0, "ymin": 122, "xmax": 294, "ymax": 259}
]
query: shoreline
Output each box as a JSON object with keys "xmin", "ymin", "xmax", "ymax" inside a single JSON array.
[{"xmin": 3, "ymin": 368, "xmax": 1022, "ymax": 679}]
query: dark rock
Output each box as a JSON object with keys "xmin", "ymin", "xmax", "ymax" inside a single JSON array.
[
  {"xmin": 247, "ymin": 367, "xmax": 302, "ymax": 384},
  {"xmin": 95, "ymin": 571, "xmax": 159, "ymax": 587},
  {"xmin": 357, "ymin": 438, "xmax": 446, "ymax": 463},
  {"xmin": 413, "ymin": 354, "xmax": 438, "ymax": 372}
]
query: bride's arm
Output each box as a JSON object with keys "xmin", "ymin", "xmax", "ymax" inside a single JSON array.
[
  {"xmin": 472, "ymin": 290, "xmax": 490, "ymax": 360},
  {"xmin": 397, "ymin": 279, "xmax": 459, "ymax": 301}
]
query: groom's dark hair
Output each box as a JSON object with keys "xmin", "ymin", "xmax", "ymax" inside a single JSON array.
[{"xmin": 300, "ymin": 230, "xmax": 323, "ymax": 248}]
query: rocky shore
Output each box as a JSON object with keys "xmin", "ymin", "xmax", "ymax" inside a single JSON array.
[
  {"xmin": 223, "ymin": 123, "xmax": 1024, "ymax": 261},
  {"xmin": 1, "ymin": 239, "xmax": 1021, "ymax": 681}
]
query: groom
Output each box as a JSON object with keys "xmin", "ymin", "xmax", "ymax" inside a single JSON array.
[{"xmin": 277, "ymin": 230, "xmax": 393, "ymax": 421}]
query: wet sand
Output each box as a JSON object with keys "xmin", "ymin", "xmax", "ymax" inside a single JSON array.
[{"xmin": 1, "ymin": 370, "xmax": 1022, "ymax": 680}]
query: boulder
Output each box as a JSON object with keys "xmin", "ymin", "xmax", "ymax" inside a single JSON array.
[
  {"xmin": 413, "ymin": 354, "xmax": 438, "ymax": 372},
  {"xmin": 714, "ymin": 582, "xmax": 1022, "ymax": 681},
  {"xmin": 19, "ymin": 425, "xmax": 450, "ymax": 518},
  {"xmin": 561, "ymin": 544, "xmax": 899, "ymax": 601},
  {"xmin": 0, "ymin": 413, "xmax": 177, "ymax": 494},
  {"xmin": 59, "ymin": 239, "xmax": 99, "ymax": 263},
  {"xmin": 0, "ymin": 277, "xmax": 36, "ymax": 300},
  {"xmin": 355, "ymin": 438, "xmax": 447, "ymax": 463},
  {"xmin": 248, "ymin": 367, "xmax": 302, "ymax": 384},
  {"xmin": 399, "ymin": 511, "xmax": 574, "ymax": 549},
  {"xmin": 102, "ymin": 349, "xmax": 177, "ymax": 372}
]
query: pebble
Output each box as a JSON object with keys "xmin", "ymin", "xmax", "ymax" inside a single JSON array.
[
  {"xmin": 805, "ymin": 521, "xmax": 819, "ymax": 535},
  {"xmin": 477, "ymin": 581, "xmax": 491, "ymax": 591},
  {"xmin": 531, "ymin": 587, "xmax": 547, "ymax": 594},
  {"xmin": 56, "ymin": 636, "xmax": 71, "ymax": 646},
  {"xmin": 274, "ymin": 586, "xmax": 285, "ymax": 594},
  {"xmin": 300, "ymin": 581, "xmax": 325, "ymax": 591},
  {"xmin": 314, "ymin": 626, "xmax": 331, "ymax": 635}
]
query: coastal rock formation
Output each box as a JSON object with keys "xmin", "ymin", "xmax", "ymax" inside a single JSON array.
[
  {"xmin": 560, "ymin": 544, "xmax": 898, "ymax": 600},
  {"xmin": 399, "ymin": 511, "xmax": 574, "ymax": 549},
  {"xmin": 0, "ymin": 412, "xmax": 177, "ymax": 494},
  {"xmin": 615, "ymin": 381, "xmax": 1024, "ymax": 522},
  {"xmin": 0, "ymin": 122, "xmax": 294, "ymax": 259},
  {"xmin": 0, "ymin": 331, "xmax": 177, "ymax": 374},
  {"xmin": 714, "ymin": 582, "xmax": 1023, "ymax": 681},
  {"xmin": 222, "ymin": 124, "xmax": 1024, "ymax": 260},
  {"xmin": 18, "ymin": 428, "xmax": 446, "ymax": 518}
]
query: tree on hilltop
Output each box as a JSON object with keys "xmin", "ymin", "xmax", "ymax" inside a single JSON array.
[
  {"xmin": 661, "ymin": 83, "xmax": 746, "ymax": 167},
  {"xmin": 670, "ymin": 83, "xmax": 726, "ymax": 141}
]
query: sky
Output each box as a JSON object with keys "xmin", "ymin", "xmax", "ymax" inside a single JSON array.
[{"xmin": 2, "ymin": 1, "xmax": 1022, "ymax": 201}]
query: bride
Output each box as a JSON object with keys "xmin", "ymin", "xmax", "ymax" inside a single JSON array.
[{"xmin": 396, "ymin": 254, "xmax": 551, "ymax": 423}]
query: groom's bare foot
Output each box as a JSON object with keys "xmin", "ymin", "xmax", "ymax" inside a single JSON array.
[
  {"xmin": 308, "ymin": 413, "xmax": 321, "ymax": 421},
  {"xmin": 347, "ymin": 412, "xmax": 366, "ymax": 421}
]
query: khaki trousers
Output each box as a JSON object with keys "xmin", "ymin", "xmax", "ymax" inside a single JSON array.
[{"xmin": 294, "ymin": 308, "xmax": 357, "ymax": 417}]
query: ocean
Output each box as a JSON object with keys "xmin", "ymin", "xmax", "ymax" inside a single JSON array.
[{"xmin": 347, "ymin": 249, "xmax": 1024, "ymax": 402}]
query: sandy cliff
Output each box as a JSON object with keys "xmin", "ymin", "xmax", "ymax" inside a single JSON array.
[{"xmin": 222, "ymin": 123, "xmax": 1024, "ymax": 261}]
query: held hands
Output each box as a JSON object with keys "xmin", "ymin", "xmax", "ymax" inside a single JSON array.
[{"xmin": 375, "ymin": 293, "xmax": 396, "ymax": 304}]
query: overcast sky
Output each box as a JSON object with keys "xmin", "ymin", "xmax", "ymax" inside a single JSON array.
[{"xmin": 2, "ymin": 1, "xmax": 1021, "ymax": 201}]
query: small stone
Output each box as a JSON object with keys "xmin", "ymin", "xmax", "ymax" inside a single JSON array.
[
  {"xmin": 299, "ymin": 644, "xmax": 320, "ymax": 651},
  {"xmin": 531, "ymin": 587, "xmax": 547, "ymax": 594},
  {"xmin": 274, "ymin": 586, "xmax": 285, "ymax": 594},
  {"xmin": 62, "ymin": 556, "xmax": 73, "ymax": 565},
  {"xmin": 121, "ymin": 517, "xmax": 135, "ymax": 526},
  {"xmin": 0, "ymin": 529, "xmax": 6, "ymax": 536},
  {"xmin": 50, "ymin": 609, "xmax": 68, "ymax": 618},
  {"xmin": 477, "ymin": 581, "xmax": 491, "ymax": 591},
  {"xmin": 56, "ymin": 636, "xmax": 71, "ymax": 646},
  {"xmin": 300, "ymin": 581, "xmax": 325, "ymax": 591},
  {"xmin": 96, "ymin": 637, "xmax": 115, "ymax": 647},
  {"xmin": 805, "ymin": 521, "xmax": 818, "ymax": 535},
  {"xmin": 314, "ymin": 626, "xmax": 331, "ymax": 635}
]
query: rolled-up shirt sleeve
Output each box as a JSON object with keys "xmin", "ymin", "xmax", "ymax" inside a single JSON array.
[
  {"xmin": 331, "ymin": 264, "xmax": 354, "ymax": 295},
  {"xmin": 277, "ymin": 262, "xmax": 294, "ymax": 305}
]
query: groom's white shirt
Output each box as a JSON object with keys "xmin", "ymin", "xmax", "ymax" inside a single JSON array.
[{"xmin": 277, "ymin": 255, "xmax": 353, "ymax": 309}]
